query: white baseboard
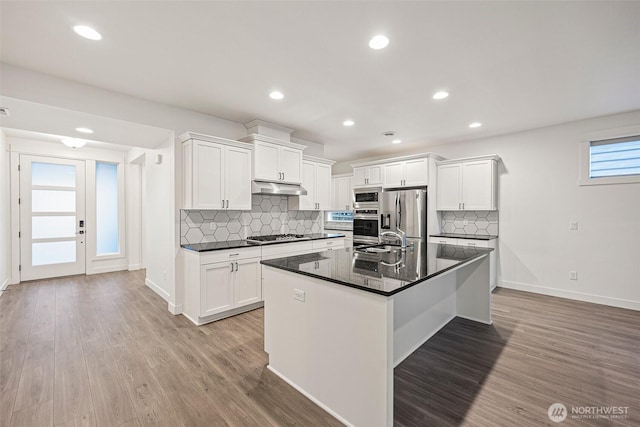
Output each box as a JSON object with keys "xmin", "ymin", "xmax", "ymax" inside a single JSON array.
[
  {"xmin": 168, "ymin": 302, "xmax": 183, "ymax": 315},
  {"xmin": 87, "ymin": 264, "xmax": 128, "ymax": 275},
  {"xmin": 267, "ymin": 365, "xmax": 353, "ymax": 427},
  {"xmin": 1, "ymin": 278, "xmax": 9, "ymax": 292},
  {"xmin": 128, "ymin": 264, "xmax": 142, "ymax": 271},
  {"xmin": 500, "ymin": 280, "xmax": 640, "ymax": 311},
  {"xmin": 145, "ymin": 277, "xmax": 170, "ymax": 301}
]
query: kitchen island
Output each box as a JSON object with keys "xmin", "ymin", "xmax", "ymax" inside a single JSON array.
[{"xmin": 261, "ymin": 243, "xmax": 493, "ymax": 427}]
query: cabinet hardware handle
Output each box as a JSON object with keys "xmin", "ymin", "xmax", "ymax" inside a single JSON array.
[
  {"xmin": 230, "ymin": 263, "xmax": 234, "ymax": 272},
  {"xmin": 282, "ymin": 172, "xmax": 285, "ymax": 181},
  {"xmin": 235, "ymin": 262, "xmax": 239, "ymax": 271}
]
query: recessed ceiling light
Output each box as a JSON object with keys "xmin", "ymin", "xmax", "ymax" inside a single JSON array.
[
  {"xmin": 75, "ymin": 127, "xmax": 94, "ymax": 134},
  {"xmin": 433, "ymin": 91, "xmax": 449, "ymax": 100},
  {"xmin": 269, "ymin": 91, "xmax": 284, "ymax": 100},
  {"xmin": 369, "ymin": 35, "xmax": 389, "ymax": 50},
  {"xmin": 343, "ymin": 120, "xmax": 355, "ymax": 127},
  {"xmin": 73, "ymin": 25, "xmax": 102, "ymax": 41},
  {"xmin": 392, "ymin": 139, "xmax": 402, "ymax": 144},
  {"xmin": 61, "ymin": 138, "xmax": 86, "ymax": 149},
  {"xmin": 469, "ymin": 122, "xmax": 482, "ymax": 128}
]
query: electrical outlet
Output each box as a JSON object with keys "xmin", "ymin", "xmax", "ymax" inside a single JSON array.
[
  {"xmin": 570, "ymin": 221, "xmax": 578, "ymax": 230},
  {"xmin": 570, "ymin": 271, "xmax": 578, "ymax": 280},
  {"xmin": 293, "ymin": 288, "xmax": 305, "ymax": 302},
  {"xmin": 209, "ymin": 222, "xmax": 216, "ymax": 231}
]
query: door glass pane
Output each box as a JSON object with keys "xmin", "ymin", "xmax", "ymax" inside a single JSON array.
[
  {"xmin": 32, "ymin": 190, "xmax": 75, "ymax": 212},
  {"xmin": 96, "ymin": 162, "xmax": 119, "ymax": 254},
  {"xmin": 32, "ymin": 241, "xmax": 76, "ymax": 266},
  {"xmin": 32, "ymin": 216, "xmax": 76, "ymax": 239},
  {"xmin": 32, "ymin": 162, "xmax": 76, "ymax": 187}
]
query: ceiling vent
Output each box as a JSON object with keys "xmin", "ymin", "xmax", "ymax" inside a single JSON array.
[
  {"xmin": 0, "ymin": 107, "xmax": 11, "ymax": 116},
  {"xmin": 382, "ymin": 131, "xmax": 396, "ymax": 137}
]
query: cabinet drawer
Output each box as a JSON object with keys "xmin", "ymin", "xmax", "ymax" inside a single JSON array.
[
  {"xmin": 199, "ymin": 247, "xmax": 261, "ymax": 265},
  {"xmin": 457, "ymin": 239, "xmax": 490, "ymax": 248},
  {"xmin": 312, "ymin": 238, "xmax": 345, "ymax": 251},
  {"xmin": 429, "ymin": 237, "xmax": 459, "ymax": 245},
  {"xmin": 261, "ymin": 241, "xmax": 314, "ymax": 260}
]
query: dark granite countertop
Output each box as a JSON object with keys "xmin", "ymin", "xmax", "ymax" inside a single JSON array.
[
  {"xmin": 431, "ymin": 233, "xmax": 498, "ymax": 241},
  {"xmin": 261, "ymin": 243, "xmax": 492, "ymax": 297},
  {"xmin": 181, "ymin": 233, "xmax": 346, "ymax": 252}
]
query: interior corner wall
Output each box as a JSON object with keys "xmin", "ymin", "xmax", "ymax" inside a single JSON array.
[
  {"xmin": 375, "ymin": 111, "xmax": 640, "ymax": 310},
  {"xmin": 0, "ymin": 130, "xmax": 10, "ymax": 291},
  {"xmin": 143, "ymin": 136, "xmax": 176, "ymax": 306}
]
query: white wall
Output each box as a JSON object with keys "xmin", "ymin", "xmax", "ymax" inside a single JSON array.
[
  {"xmin": 336, "ymin": 110, "xmax": 640, "ymax": 310},
  {"xmin": 0, "ymin": 130, "xmax": 10, "ymax": 290}
]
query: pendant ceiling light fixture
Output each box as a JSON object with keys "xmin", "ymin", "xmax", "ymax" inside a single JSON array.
[{"xmin": 61, "ymin": 137, "xmax": 86, "ymax": 148}]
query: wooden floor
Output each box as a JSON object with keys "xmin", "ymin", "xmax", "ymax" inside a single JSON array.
[{"xmin": 0, "ymin": 271, "xmax": 638, "ymax": 426}]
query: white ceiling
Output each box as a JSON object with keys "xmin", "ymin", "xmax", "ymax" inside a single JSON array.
[
  {"xmin": 0, "ymin": 97, "xmax": 173, "ymax": 149},
  {"xmin": 1, "ymin": 1, "xmax": 639, "ymax": 162}
]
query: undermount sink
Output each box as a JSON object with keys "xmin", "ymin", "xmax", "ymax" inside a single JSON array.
[{"xmin": 356, "ymin": 244, "xmax": 402, "ymax": 254}]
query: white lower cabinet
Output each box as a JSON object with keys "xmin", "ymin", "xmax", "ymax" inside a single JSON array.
[
  {"xmin": 183, "ymin": 247, "xmax": 262, "ymax": 325},
  {"xmin": 183, "ymin": 237, "xmax": 347, "ymax": 325}
]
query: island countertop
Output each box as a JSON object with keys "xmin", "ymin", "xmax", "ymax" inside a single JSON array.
[{"xmin": 260, "ymin": 243, "xmax": 492, "ymax": 296}]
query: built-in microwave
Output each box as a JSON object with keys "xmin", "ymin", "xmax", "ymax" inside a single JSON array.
[{"xmin": 353, "ymin": 187, "xmax": 381, "ymax": 209}]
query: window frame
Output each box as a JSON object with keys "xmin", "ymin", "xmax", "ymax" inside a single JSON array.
[
  {"xmin": 93, "ymin": 161, "xmax": 126, "ymax": 260},
  {"xmin": 579, "ymin": 131, "xmax": 640, "ymax": 186}
]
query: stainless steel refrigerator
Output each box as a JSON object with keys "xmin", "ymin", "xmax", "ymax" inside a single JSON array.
[{"xmin": 380, "ymin": 187, "xmax": 427, "ymax": 245}]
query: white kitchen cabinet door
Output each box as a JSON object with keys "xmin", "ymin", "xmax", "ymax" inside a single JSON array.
[
  {"xmin": 462, "ymin": 160, "xmax": 496, "ymax": 210},
  {"xmin": 298, "ymin": 161, "xmax": 316, "ymax": 210},
  {"xmin": 368, "ymin": 165, "xmax": 383, "ymax": 185},
  {"xmin": 331, "ymin": 178, "xmax": 340, "ymax": 210},
  {"xmin": 352, "ymin": 167, "xmax": 367, "ymax": 187},
  {"xmin": 280, "ymin": 146, "xmax": 303, "ymax": 184},
  {"xmin": 201, "ymin": 262, "xmax": 234, "ymax": 316},
  {"xmin": 353, "ymin": 165, "xmax": 383, "ymax": 187},
  {"xmin": 315, "ymin": 163, "xmax": 332, "ymax": 210},
  {"xmin": 233, "ymin": 257, "xmax": 262, "ymax": 307},
  {"xmin": 436, "ymin": 163, "xmax": 462, "ymax": 210},
  {"xmin": 224, "ymin": 146, "xmax": 252, "ymax": 210},
  {"xmin": 383, "ymin": 162, "xmax": 404, "ymax": 188},
  {"xmin": 404, "ymin": 158, "xmax": 429, "ymax": 186},
  {"xmin": 337, "ymin": 176, "xmax": 353, "ymax": 210},
  {"xmin": 192, "ymin": 142, "xmax": 224, "ymax": 209},
  {"xmin": 253, "ymin": 141, "xmax": 280, "ymax": 182}
]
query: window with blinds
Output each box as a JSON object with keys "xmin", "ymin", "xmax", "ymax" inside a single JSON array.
[{"xmin": 589, "ymin": 136, "xmax": 640, "ymax": 179}]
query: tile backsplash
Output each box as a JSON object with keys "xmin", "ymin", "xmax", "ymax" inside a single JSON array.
[
  {"xmin": 440, "ymin": 211, "xmax": 499, "ymax": 235},
  {"xmin": 180, "ymin": 195, "xmax": 323, "ymax": 244}
]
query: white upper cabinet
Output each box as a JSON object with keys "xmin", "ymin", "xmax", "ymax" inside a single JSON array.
[
  {"xmin": 182, "ymin": 133, "xmax": 252, "ymax": 210},
  {"xmin": 289, "ymin": 156, "xmax": 335, "ymax": 211},
  {"xmin": 240, "ymin": 135, "xmax": 306, "ymax": 185},
  {"xmin": 352, "ymin": 165, "xmax": 383, "ymax": 187},
  {"xmin": 382, "ymin": 157, "xmax": 428, "ymax": 188},
  {"xmin": 331, "ymin": 175, "xmax": 353, "ymax": 211},
  {"xmin": 436, "ymin": 156, "xmax": 499, "ymax": 211}
]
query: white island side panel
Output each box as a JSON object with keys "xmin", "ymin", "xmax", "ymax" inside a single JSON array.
[{"xmin": 263, "ymin": 266, "xmax": 394, "ymax": 427}]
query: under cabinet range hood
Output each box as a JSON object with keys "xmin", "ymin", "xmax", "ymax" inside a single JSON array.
[{"xmin": 251, "ymin": 180, "xmax": 308, "ymax": 196}]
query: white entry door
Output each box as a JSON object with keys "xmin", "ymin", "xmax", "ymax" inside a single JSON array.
[{"xmin": 20, "ymin": 155, "xmax": 86, "ymax": 281}]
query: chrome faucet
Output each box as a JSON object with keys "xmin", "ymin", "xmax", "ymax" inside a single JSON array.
[{"xmin": 381, "ymin": 229, "xmax": 407, "ymax": 252}]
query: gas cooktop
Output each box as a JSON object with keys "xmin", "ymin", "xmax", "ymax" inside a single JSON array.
[{"xmin": 246, "ymin": 234, "xmax": 311, "ymax": 244}]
